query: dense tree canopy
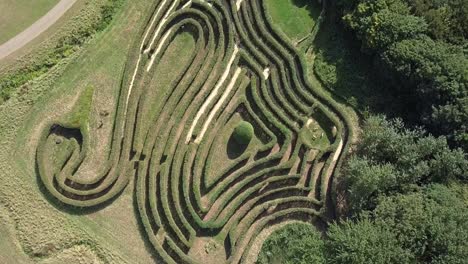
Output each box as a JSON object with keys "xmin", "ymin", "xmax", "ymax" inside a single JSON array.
[
  {"xmin": 372, "ymin": 186, "xmax": 468, "ymax": 263},
  {"xmin": 339, "ymin": 0, "xmax": 468, "ymax": 150},
  {"xmin": 327, "ymin": 184, "xmax": 468, "ymax": 263},
  {"xmin": 335, "ymin": 116, "xmax": 468, "ymax": 263},
  {"xmin": 345, "ymin": 116, "xmax": 467, "ymax": 212},
  {"xmin": 326, "ymin": 218, "xmax": 413, "ymax": 264}
]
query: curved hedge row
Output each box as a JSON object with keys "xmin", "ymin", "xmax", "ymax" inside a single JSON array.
[{"xmin": 35, "ymin": 0, "xmax": 353, "ymax": 263}]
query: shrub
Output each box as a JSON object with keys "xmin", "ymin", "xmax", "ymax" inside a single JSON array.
[
  {"xmin": 232, "ymin": 121, "xmax": 254, "ymax": 145},
  {"xmin": 256, "ymin": 223, "xmax": 326, "ymax": 264}
]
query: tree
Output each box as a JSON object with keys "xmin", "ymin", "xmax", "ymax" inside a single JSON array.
[
  {"xmin": 327, "ymin": 184, "xmax": 468, "ymax": 264},
  {"xmin": 372, "ymin": 185, "xmax": 468, "ymax": 263},
  {"xmin": 343, "ymin": 115, "xmax": 468, "ymax": 212},
  {"xmin": 257, "ymin": 223, "xmax": 326, "ymax": 264},
  {"xmin": 345, "ymin": 158, "xmax": 399, "ymax": 212},
  {"xmin": 403, "ymin": 0, "xmax": 468, "ymax": 44},
  {"xmin": 340, "ymin": 0, "xmax": 468, "ymax": 150},
  {"xmin": 380, "ymin": 37, "xmax": 468, "ymax": 148},
  {"xmin": 344, "ymin": 8, "xmax": 427, "ymax": 51},
  {"xmin": 325, "ymin": 218, "xmax": 413, "ymax": 264}
]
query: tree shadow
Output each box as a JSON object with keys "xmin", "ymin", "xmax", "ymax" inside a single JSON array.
[
  {"xmin": 311, "ymin": 12, "xmax": 402, "ymax": 117},
  {"xmin": 227, "ymin": 133, "xmax": 248, "ymax": 160},
  {"xmin": 292, "ymin": 0, "xmax": 322, "ymax": 20}
]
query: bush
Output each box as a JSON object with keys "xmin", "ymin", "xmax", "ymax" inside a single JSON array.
[
  {"xmin": 257, "ymin": 223, "xmax": 326, "ymax": 264},
  {"xmin": 325, "ymin": 219, "xmax": 413, "ymax": 264},
  {"xmin": 232, "ymin": 121, "xmax": 254, "ymax": 145}
]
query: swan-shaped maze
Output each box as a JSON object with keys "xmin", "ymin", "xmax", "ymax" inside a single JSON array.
[{"xmin": 35, "ymin": 0, "xmax": 351, "ymax": 263}]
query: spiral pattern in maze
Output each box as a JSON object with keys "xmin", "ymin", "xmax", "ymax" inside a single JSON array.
[{"xmin": 36, "ymin": 0, "xmax": 351, "ymax": 263}]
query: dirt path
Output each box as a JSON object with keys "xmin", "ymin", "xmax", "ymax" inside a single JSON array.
[{"xmin": 0, "ymin": 0, "xmax": 77, "ymax": 60}]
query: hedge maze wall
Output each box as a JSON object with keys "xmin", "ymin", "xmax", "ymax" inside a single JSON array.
[{"xmin": 35, "ymin": 0, "xmax": 352, "ymax": 263}]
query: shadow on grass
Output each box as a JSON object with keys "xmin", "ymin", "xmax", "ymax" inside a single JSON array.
[
  {"xmin": 292, "ymin": 0, "xmax": 322, "ymax": 20},
  {"xmin": 227, "ymin": 133, "xmax": 248, "ymax": 159},
  {"xmin": 311, "ymin": 13, "xmax": 403, "ymax": 118}
]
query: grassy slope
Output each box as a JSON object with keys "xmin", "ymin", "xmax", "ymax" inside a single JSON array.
[
  {"xmin": 0, "ymin": 0, "xmax": 156, "ymax": 263},
  {"xmin": 0, "ymin": 0, "xmax": 60, "ymax": 44},
  {"xmin": 0, "ymin": 206, "xmax": 33, "ymax": 264},
  {"xmin": 265, "ymin": 0, "xmax": 320, "ymax": 42}
]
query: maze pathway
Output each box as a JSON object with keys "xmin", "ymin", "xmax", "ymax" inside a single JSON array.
[{"xmin": 35, "ymin": 0, "xmax": 352, "ymax": 263}]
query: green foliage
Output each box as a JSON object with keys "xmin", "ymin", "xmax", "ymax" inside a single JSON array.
[
  {"xmin": 372, "ymin": 185, "xmax": 468, "ymax": 263},
  {"xmin": 232, "ymin": 121, "xmax": 254, "ymax": 145},
  {"xmin": 313, "ymin": 22, "xmax": 391, "ymax": 113},
  {"xmin": 344, "ymin": 115, "xmax": 468, "ymax": 211},
  {"xmin": 326, "ymin": 218, "xmax": 412, "ymax": 264},
  {"xmin": 313, "ymin": 114, "xmax": 468, "ymax": 263},
  {"xmin": 329, "ymin": 115, "xmax": 468, "ymax": 262},
  {"xmin": 403, "ymin": 0, "xmax": 468, "ymax": 44},
  {"xmin": 327, "ymin": 184, "xmax": 468, "ymax": 264},
  {"xmin": 345, "ymin": 158, "xmax": 399, "ymax": 211},
  {"xmin": 380, "ymin": 37, "xmax": 468, "ymax": 148},
  {"xmin": 340, "ymin": 0, "xmax": 468, "ymax": 150},
  {"xmin": 318, "ymin": 117, "xmax": 468, "ymax": 263},
  {"xmin": 97, "ymin": 0, "xmax": 124, "ymax": 31},
  {"xmin": 344, "ymin": 3, "xmax": 428, "ymax": 51},
  {"xmin": 257, "ymin": 223, "xmax": 326, "ymax": 264}
]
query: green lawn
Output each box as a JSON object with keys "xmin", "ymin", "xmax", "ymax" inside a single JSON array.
[
  {"xmin": 0, "ymin": 206, "xmax": 32, "ymax": 263},
  {"xmin": 264, "ymin": 0, "xmax": 320, "ymax": 42},
  {"xmin": 0, "ymin": 0, "xmax": 60, "ymax": 44}
]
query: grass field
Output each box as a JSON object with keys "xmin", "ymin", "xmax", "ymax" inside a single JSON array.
[
  {"xmin": 0, "ymin": 0, "xmax": 60, "ymax": 45},
  {"xmin": 265, "ymin": 0, "xmax": 321, "ymax": 42},
  {"xmin": 0, "ymin": 206, "xmax": 33, "ymax": 263}
]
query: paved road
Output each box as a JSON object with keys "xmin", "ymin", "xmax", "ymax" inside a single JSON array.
[{"xmin": 0, "ymin": 0, "xmax": 77, "ymax": 60}]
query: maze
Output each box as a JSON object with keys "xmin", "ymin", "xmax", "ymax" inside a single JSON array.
[{"xmin": 35, "ymin": 0, "xmax": 352, "ymax": 263}]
